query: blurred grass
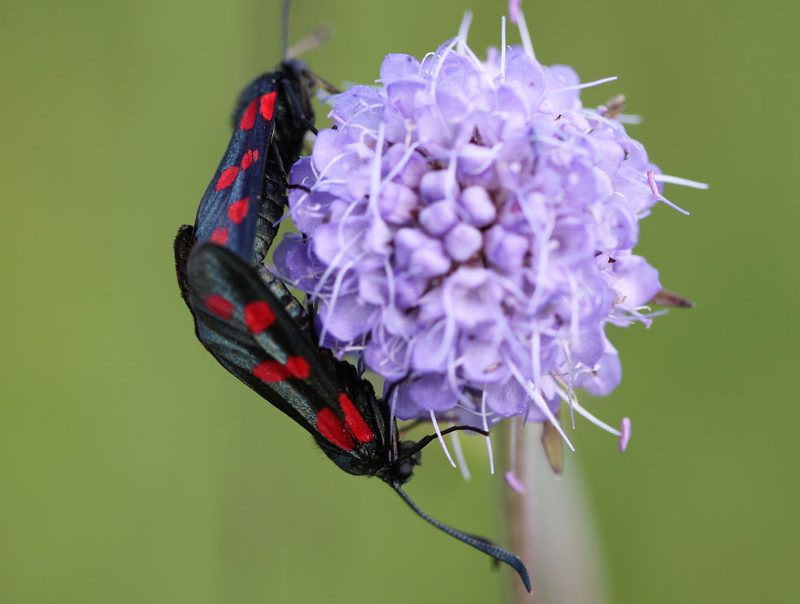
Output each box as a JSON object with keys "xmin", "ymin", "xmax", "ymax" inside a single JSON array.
[{"xmin": 1, "ymin": 0, "xmax": 798, "ymax": 602}]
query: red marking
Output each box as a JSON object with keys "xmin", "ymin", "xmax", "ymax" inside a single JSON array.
[
  {"xmin": 253, "ymin": 149, "xmax": 260, "ymax": 162},
  {"xmin": 316, "ymin": 407, "xmax": 355, "ymax": 451},
  {"xmin": 244, "ymin": 300, "xmax": 275, "ymax": 333},
  {"xmin": 252, "ymin": 356, "xmax": 310, "ymax": 382},
  {"xmin": 339, "ymin": 394, "xmax": 375, "ymax": 443},
  {"xmin": 260, "ymin": 91, "xmax": 277, "ymax": 121},
  {"xmin": 239, "ymin": 99, "xmax": 258, "ymax": 130},
  {"xmin": 241, "ymin": 149, "xmax": 255, "ymax": 170},
  {"xmin": 227, "ymin": 198, "xmax": 249, "ymax": 224},
  {"xmin": 210, "ymin": 227, "xmax": 229, "ymax": 245},
  {"xmin": 253, "ymin": 361, "xmax": 286, "ymax": 382},
  {"xmin": 216, "ymin": 166, "xmax": 239, "ymax": 191},
  {"xmin": 204, "ymin": 294, "xmax": 234, "ymax": 320},
  {"xmin": 286, "ymin": 356, "xmax": 310, "ymax": 378}
]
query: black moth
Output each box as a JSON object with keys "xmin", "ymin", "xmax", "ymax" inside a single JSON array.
[{"xmin": 173, "ymin": 15, "xmax": 531, "ymax": 593}]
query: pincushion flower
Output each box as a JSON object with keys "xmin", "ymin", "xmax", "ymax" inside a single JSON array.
[{"xmin": 275, "ymin": 10, "xmax": 703, "ymax": 454}]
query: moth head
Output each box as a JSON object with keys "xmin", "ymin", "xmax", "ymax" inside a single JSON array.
[
  {"xmin": 278, "ymin": 60, "xmax": 318, "ymax": 119},
  {"xmin": 386, "ymin": 440, "xmax": 421, "ymax": 486}
]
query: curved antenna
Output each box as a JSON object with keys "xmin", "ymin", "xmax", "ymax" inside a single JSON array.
[
  {"xmin": 393, "ymin": 486, "xmax": 532, "ymax": 592},
  {"xmin": 282, "ymin": 0, "xmax": 291, "ymax": 61},
  {"xmin": 396, "ymin": 425, "xmax": 488, "ymax": 464},
  {"xmin": 286, "ymin": 26, "xmax": 334, "ymax": 63}
]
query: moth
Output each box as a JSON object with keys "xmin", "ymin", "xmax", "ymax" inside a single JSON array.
[
  {"xmin": 172, "ymin": 9, "xmax": 531, "ymax": 591},
  {"xmin": 176, "ymin": 242, "xmax": 531, "ymax": 592}
]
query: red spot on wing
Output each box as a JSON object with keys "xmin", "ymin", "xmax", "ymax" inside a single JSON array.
[
  {"xmin": 260, "ymin": 91, "xmax": 277, "ymax": 121},
  {"xmin": 227, "ymin": 198, "xmax": 249, "ymax": 224},
  {"xmin": 239, "ymin": 99, "xmax": 258, "ymax": 130},
  {"xmin": 252, "ymin": 361, "xmax": 284, "ymax": 382},
  {"xmin": 339, "ymin": 394, "xmax": 375, "ymax": 443},
  {"xmin": 244, "ymin": 301, "xmax": 275, "ymax": 333},
  {"xmin": 252, "ymin": 356, "xmax": 310, "ymax": 382},
  {"xmin": 241, "ymin": 149, "xmax": 255, "ymax": 170},
  {"xmin": 286, "ymin": 356, "xmax": 310, "ymax": 378},
  {"xmin": 210, "ymin": 227, "xmax": 229, "ymax": 245},
  {"xmin": 216, "ymin": 166, "xmax": 239, "ymax": 191},
  {"xmin": 253, "ymin": 149, "xmax": 260, "ymax": 161},
  {"xmin": 316, "ymin": 407, "xmax": 355, "ymax": 451},
  {"xmin": 204, "ymin": 294, "xmax": 234, "ymax": 320}
]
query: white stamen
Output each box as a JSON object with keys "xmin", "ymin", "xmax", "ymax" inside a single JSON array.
[
  {"xmin": 481, "ymin": 390, "xmax": 495, "ymax": 474},
  {"xmin": 654, "ymin": 174, "xmax": 709, "ymax": 190},
  {"xmin": 495, "ymin": 273, "xmax": 528, "ymax": 304},
  {"xmin": 452, "ymin": 17, "xmax": 484, "ymax": 72},
  {"xmin": 445, "ymin": 348, "xmax": 463, "ymax": 399},
  {"xmin": 450, "ymin": 431, "xmax": 472, "ymax": 481},
  {"xmin": 318, "ymin": 256, "xmax": 361, "ymax": 346},
  {"xmin": 457, "ymin": 10, "xmax": 473, "ymax": 50},
  {"xmin": 339, "ymin": 345, "xmax": 366, "ymax": 353},
  {"xmin": 430, "ymin": 410, "xmax": 457, "ymax": 468},
  {"xmin": 515, "ymin": 9, "xmax": 536, "ymax": 60},
  {"xmin": 382, "ymin": 257, "xmax": 396, "ymax": 306},
  {"xmin": 561, "ymin": 343, "xmax": 577, "ymax": 430},
  {"xmin": 433, "ymin": 282, "xmax": 460, "ymax": 370},
  {"xmin": 554, "ymin": 388, "xmax": 621, "ymax": 437},
  {"xmin": 310, "ymin": 233, "xmax": 362, "ymax": 303},
  {"xmin": 368, "ymin": 124, "xmax": 385, "ymax": 220},
  {"xmin": 549, "ymin": 76, "xmax": 618, "ymax": 95},
  {"xmin": 636, "ymin": 308, "xmax": 670, "ymax": 321},
  {"xmin": 458, "ymin": 23, "xmax": 484, "ymax": 71},
  {"xmin": 508, "ymin": 362, "xmax": 575, "ymax": 451},
  {"xmin": 313, "ymin": 150, "xmax": 356, "ymax": 186},
  {"xmin": 336, "ymin": 190, "xmax": 365, "ymax": 246},
  {"xmin": 382, "ymin": 142, "xmax": 420, "ymax": 184},
  {"xmin": 431, "ymin": 37, "xmax": 459, "ymax": 93},
  {"xmin": 389, "ymin": 386, "xmax": 398, "ymax": 426},
  {"xmin": 647, "ymin": 169, "xmax": 691, "ymax": 215},
  {"xmin": 330, "ymin": 101, "xmax": 384, "ymax": 128},
  {"xmin": 523, "ymin": 214, "xmax": 554, "ymax": 316},
  {"xmin": 446, "ymin": 149, "xmax": 459, "ymax": 201}
]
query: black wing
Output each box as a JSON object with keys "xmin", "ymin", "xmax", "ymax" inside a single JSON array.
[
  {"xmin": 182, "ymin": 241, "xmax": 389, "ymax": 476},
  {"xmin": 192, "ymin": 80, "xmax": 278, "ymax": 264}
]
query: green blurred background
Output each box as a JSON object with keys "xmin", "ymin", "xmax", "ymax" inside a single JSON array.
[{"xmin": 2, "ymin": 0, "xmax": 797, "ymax": 602}]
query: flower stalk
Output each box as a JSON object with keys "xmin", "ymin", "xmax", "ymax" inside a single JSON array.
[{"xmin": 501, "ymin": 421, "xmax": 538, "ymax": 603}]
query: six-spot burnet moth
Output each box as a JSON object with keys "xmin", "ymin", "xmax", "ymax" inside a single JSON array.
[{"xmin": 172, "ymin": 1, "xmax": 531, "ymax": 592}]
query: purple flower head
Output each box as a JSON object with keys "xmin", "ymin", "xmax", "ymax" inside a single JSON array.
[{"xmin": 276, "ymin": 10, "xmax": 704, "ymax": 452}]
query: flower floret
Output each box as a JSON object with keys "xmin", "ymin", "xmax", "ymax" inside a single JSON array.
[{"xmin": 276, "ymin": 19, "xmax": 686, "ymax": 435}]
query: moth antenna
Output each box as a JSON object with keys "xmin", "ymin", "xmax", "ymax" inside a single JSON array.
[
  {"xmin": 282, "ymin": 0, "xmax": 291, "ymax": 61},
  {"xmin": 393, "ymin": 486, "xmax": 532, "ymax": 592},
  {"xmin": 287, "ymin": 26, "xmax": 333, "ymax": 61},
  {"xmin": 396, "ymin": 425, "xmax": 488, "ymax": 464}
]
